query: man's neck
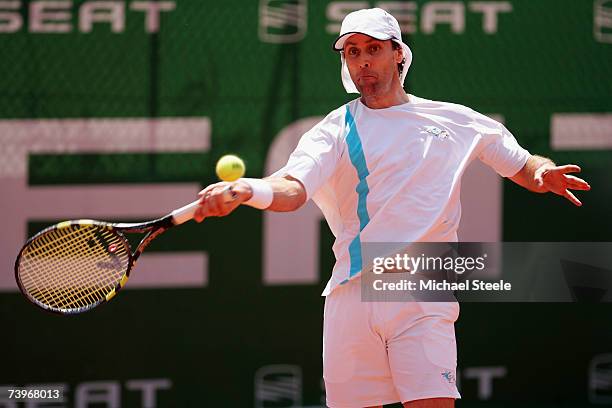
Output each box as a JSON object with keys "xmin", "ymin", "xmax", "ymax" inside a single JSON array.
[{"xmin": 360, "ymin": 87, "xmax": 410, "ymax": 109}]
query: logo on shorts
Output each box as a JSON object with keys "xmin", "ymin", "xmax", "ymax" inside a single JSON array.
[
  {"xmin": 423, "ymin": 126, "xmax": 449, "ymax": 140},
  {"xmin": 441, "ymin": 370, "xmax": 456, "ymax": 384}
]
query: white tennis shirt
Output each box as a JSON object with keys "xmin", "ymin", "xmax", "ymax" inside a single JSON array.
[{"xmin": 272, "ymin": 95, "xmax": 530, "ymax": 296}]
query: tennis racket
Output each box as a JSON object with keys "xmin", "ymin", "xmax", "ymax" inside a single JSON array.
[{"xmin": 14, "ymin": 188, "xmax": 234, "ymax": 315}]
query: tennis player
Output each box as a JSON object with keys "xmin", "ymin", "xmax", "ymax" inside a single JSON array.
[{"xmin": 194, "ymin": 8, "xmax": 590, "ymax": 408}]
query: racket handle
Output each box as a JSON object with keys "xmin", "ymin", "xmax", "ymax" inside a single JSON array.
[{"xmin": 170, "ymin": 200, "xmax": 200, "ymax": 225}]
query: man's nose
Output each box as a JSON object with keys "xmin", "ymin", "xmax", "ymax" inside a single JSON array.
[{"xmin": 357, "ymin": 55, "xmax": 370, "ymax": 69}]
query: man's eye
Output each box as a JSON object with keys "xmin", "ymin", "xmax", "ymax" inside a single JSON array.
[
  {"xmin": 369, "ymin": 45, "xmax": 380, "ymax": 53},
  {"xmin": 348, "ymin": 48, "xmax": 358, "ymax": 56}
]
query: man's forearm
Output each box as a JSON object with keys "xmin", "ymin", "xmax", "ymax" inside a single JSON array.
[{"xmin": 261, "ymin": 176, "xmax": 307, "ymax": 212}]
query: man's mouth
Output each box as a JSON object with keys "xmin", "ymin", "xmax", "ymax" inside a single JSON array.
[{"xmin": 358, "ymin": 73, "xmax": 377, "ymax": 82}]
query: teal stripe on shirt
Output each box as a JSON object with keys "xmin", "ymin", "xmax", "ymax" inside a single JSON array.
[{"xmin": 344, "ymin": 105, "xmax": 371, "ymax": 278}]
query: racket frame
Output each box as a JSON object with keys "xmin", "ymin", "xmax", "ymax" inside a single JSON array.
[
  {"xmin": 15, "ymin": 215, "xmax": 175, "ymax": 315},
  {"xmin": 15, "ymin": 194, "xmax": 225, "ymax": 315}
]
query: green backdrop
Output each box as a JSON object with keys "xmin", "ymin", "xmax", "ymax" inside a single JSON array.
[{"xmin": 1, "ymin": 1, "xmax": 611, "ymax": 406}]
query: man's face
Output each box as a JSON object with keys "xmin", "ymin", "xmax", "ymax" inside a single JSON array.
[{"xmin": 343, "ymin": 33, "xmax": 403, "ymax": 97}]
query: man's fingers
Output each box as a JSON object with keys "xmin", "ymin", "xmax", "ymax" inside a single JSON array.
[
  {"xmin": 198, "ymin": 182, "xmax": 226, "ymax": 197},
  {"xmin": 564, "ymin": 189, "xmax": 582, "ymax": 206},
  {"xmin": 537, "ymin": 164, "xmax": 588, "ymax": 206},
  {"xmin": 198, "ymin": 185, "xmax": 214, "ymax": 197},
  {"xmin": 213, "ymin": 193, "xmax": 231, "ymax": 215},
  {"xmin": 567, "ymin": 181, "xmax": 591, "ymax": 191},
  {"xmin": 216, "ymin": 188, "xmax": 241, "ymax": 216},
  {"xmin": 194, "ymin": 183, "xmax": 243, "ymax": 220},
  {"xmin": 200, "ymin": 194, "xmax": 223, "ymax": 218},
  {"xmin": 193, "ymin": 203, "xmax": 206, "ymax": 222},
  {"xmin": 200, "ymin": 199, "xmax": 215, "ymax": 217},
  {"xmin": 554, "ymin": 164, "xmax": 581, "ymax": 174},
  {"xmin": 564, "ymin": 174, "xmax": 586, "ymax": 183},
  {"xmin": 569, "ymin": 185, "xmax": 591, "ymax": 191},
  {"xmin": 207, "ymin": 192, "xmax": 221, "ymax": 215},
  {"xmin": 564, "ymin": 175, "xmax": 591, "ymax": 190},
  {"xmin": 197, "ymin": 185, "xmax": 240, "ymax": 218},
  {"xmin": 194, "ymin": 211, "xmax": 205, "ymax": 223}
]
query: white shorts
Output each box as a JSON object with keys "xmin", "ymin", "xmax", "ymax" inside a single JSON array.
[{"xmin": 323, "ymin": 276, "xmax": 461, "ymax": 408}]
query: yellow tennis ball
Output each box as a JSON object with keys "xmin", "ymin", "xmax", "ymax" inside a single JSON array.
[{"xmin": 215, "ymin": 154, "xmax": 245, "ymax": 181}]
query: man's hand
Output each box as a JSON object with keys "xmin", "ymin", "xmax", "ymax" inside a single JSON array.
[
  {"xmin": 510, "ymin": 156, "xmax": 591, "ymax": 206},
  {"xmin": 534, "ymin": 164, "xmax": 591, "ymax": 206},
  {"xmin": 192, "ymin": 176, "xmax": 307, "ymax": 223},
  {"xmin": 193, "ymin": 181, "xmax": 253, "ymax": 222}
]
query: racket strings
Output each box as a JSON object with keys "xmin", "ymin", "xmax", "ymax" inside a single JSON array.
[
  {"xmin": 33, "ymin": 228, "xmax": 127, "ymax": 308},
  {"xmin": 25, "ymin": 230, "xmax": 111, "ymax": 308},
  {"xmin": 22, "ymin": 228, "xmax": 97, "ymax": 306},
  {"xmin": 22, "ymin": 228, "xmax": 125, "ymax": 309},
  {"xmin": 18, "ymin": 224, "xmax": 130, "ymax": 311},
  {"xmin": 22, "ymin": 229, "xmax": 107, "ymax": 308}
]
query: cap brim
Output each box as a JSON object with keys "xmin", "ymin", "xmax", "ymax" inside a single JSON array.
[{"xmin": 332, "ymin": 31, "xmax": 394, "ymax": 51}]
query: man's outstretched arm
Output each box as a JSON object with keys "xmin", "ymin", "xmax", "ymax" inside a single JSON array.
[
  {"xmin": 193, "ymin": 176, "xmax": 307, "ymax": 222},
  {"xmin": 509, "ymin": 155, "xmax": 591, "ymax": 206}
]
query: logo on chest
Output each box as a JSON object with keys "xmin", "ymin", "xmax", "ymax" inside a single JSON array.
[{"xmin": 422, "ymin": 126, "xmax": 450, "ymax": 140}]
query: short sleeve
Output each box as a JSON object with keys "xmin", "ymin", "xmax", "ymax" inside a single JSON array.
[
  {"xmin": 475, "ymin": 114, "xmax": 531, "ymax": 178},
  {"xmin": 270, "ymin": 109, "xmax": 345, "ymax": 199}
]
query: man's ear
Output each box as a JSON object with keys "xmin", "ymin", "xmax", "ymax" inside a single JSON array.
[{"xmin": 394, "ymin": 47, "xmax": 404, "ymax": 64}]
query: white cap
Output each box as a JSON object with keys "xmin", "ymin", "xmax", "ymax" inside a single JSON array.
[{"xmin": 332, "ymin": 8, "xmax": 413, "ymax": 94}]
